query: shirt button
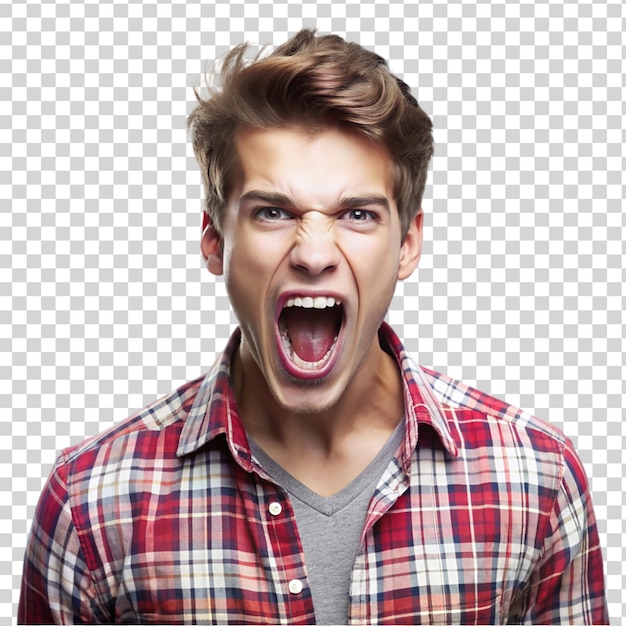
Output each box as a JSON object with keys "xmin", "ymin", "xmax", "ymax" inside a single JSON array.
[
  {"xmin": 288, "ymin": 579, "xmax": 303, "ymax": 595},
  {"xmin": 268, "ymin": 502, "xmax": 282, "ymax": 516}
]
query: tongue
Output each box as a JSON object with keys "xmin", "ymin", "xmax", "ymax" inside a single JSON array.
[{"xmin": 282, "ymin": 308, "xmax": 339, "ymax": 363}]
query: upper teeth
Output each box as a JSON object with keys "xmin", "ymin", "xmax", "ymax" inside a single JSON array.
[{"xmin": 284, "ymin": 296, "xmax": 340, "ymax": 309}]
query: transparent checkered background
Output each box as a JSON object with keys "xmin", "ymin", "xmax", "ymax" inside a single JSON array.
[{"xmin": 2, "ymin": 0, "xmax": 624, "ymax": 621}]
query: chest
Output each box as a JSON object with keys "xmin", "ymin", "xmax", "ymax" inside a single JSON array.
[{"xmin": 84, "ymin": 446, "xmax": 545, "ymax": 624}]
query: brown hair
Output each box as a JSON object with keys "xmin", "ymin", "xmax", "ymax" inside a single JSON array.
[{"xmin": 188, "ymin": 29, "xmax": 434, "ymax": 237}]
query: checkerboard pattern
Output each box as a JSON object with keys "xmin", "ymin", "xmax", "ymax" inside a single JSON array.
[{"xmin": 2, "ymin": 0, "xmax": 624, "ymax": 621}]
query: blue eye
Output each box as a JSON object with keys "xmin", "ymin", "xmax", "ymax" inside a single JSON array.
[
  {"xmin": 342, "ymin": 209, "xmax": 376, "ymax": 222},
  {"xmin": 256, "ymin": 207, "xmax": 293, "ymax": 221}
]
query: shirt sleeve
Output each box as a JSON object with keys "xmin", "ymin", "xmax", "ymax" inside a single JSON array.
[
  {"xmin": 18, "ymin": 456, "xmax": 107, "ymax": 624},
  {"xmin": 521, "ymin": 438, "xmax": 609, "ymax": 625}
]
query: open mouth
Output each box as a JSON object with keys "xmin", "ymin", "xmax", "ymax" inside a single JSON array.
[{"xmin": 276, "ymin": 295, "xmax": 344, "ymax": 378}]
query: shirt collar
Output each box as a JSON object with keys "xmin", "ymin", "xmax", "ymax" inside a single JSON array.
[
  {"xmin": 176, "ymin": 328, "xmax": 255, "ymax": 469},
  {"xmin": 177, "ymin": 324, "xmax": 458, "ymax": 465},
  {"xmin": 378, "ymin": 323, "xmax": 459, "ymax": 459}
]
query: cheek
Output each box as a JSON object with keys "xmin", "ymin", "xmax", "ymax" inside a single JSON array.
[
  {"xmin": 346, "ymin": 239, "xmax": 401, "ymax": 317},
  {"xmin": 350, "ymin": 237, "xmax": 401, "ymax": 279},
  {"xmin": 222, "ymin": 239, "xmax": 278, "ymax": 314},
  {"xmin": 222, "ymin": 245, "xmax": 254, "ymax": 309}
]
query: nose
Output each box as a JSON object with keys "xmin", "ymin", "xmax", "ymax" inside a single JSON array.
[{"xmin": 289, "ymin": 215, "xmax": 340, "ymax": 276}]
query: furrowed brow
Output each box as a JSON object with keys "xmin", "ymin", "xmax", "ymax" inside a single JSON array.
[
  {"xmin": 239, "ymin": 190, "xmax": 297, "ymax": 207},
  {"xmin": 339, "ymin": 196, "xmax": 391, "ymax": 211},
  {"xmin": 239, "ymin": 190, "xmax": 391, "ymax": 212}
]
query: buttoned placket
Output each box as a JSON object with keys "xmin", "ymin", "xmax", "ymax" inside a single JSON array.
[{"xmin": 257, "ymin": 479, "xmax": 316, "ymax": 624}]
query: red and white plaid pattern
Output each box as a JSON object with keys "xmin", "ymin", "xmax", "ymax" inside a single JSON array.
[{"xmin": 19, "ymin": 324, "xmax": 608, "ymax": 624}]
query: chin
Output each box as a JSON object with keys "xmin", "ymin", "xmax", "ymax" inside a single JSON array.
[{"xmin": 270, "ymin": 376, "xmax": 344, "ymax": 416}]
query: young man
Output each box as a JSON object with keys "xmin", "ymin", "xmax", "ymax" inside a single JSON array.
[{"xmin": 20, "ymin": 30, "xmax": 608, "ymax": 624}]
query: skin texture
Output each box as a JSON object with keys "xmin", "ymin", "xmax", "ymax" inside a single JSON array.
[{"xmin": 201, "ymin": 125, "xmax": 423, "ymax": 494}]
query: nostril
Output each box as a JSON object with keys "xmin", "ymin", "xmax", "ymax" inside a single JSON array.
[
  {"xmin": 293, "ymin": 260, "xmax": 338, "ymax": 275},
  {"xmin": 289, "ymin": 241, "xmax": 340, "ymax": 275}
]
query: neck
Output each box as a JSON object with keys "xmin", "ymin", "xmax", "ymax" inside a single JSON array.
[{"xmin": 231, "ymin": 337, "xmax": 404, "ymax": 455}]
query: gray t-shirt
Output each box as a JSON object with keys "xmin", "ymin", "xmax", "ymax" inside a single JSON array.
[{"xmin": 250, "ymin": 421, "xmax": 404, "ymax": 625}]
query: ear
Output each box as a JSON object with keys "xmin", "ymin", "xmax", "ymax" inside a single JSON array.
[
  {"xmin": 397, "ymin": 211, "xmax": 423, "ymax": 280},
  {"xmin": 200, "ymin": 214, "xmax": 224, "ymax": 276}
]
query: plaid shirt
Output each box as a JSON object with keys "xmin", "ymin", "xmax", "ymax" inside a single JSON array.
[{"xmin": 20, "ymin": 324, "xmax": 608, "ymax": 624}]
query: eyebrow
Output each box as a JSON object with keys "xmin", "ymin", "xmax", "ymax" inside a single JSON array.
[{"xmin": 239, "ymin": 190, "xmax": 391, "ymax": 212}]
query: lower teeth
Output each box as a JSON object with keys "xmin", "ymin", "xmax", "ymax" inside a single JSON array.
[{"xmin": 280, "ymin": 332, "xmax": 338, "ymax": 370}]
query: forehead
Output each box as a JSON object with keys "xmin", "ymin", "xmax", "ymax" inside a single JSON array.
[{"xmin": 231, "ymin": 125, "xmax": 396, "ymax": 209}]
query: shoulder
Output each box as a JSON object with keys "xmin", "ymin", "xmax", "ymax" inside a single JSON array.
[
  {"xmin": 383, "ymin": 325, "xmax": 569, "ymax": 466},
  {"xmin": 24, "ymin": 374, "xmax": 211, "ymax": 618},
  {"xmin": 417, "ymin": 366, "xmax": 597, "ymax": 529},
  {"xmin": 421, "ymin": 366, "xmax": 567, "ymax": 448},
  {"xmin": 56, "ymin": 374, "xmax": 206, "ymax": 486},
  {"xmin": 418, "ymin": 366, "xmax": 582, "ymax": 497}
]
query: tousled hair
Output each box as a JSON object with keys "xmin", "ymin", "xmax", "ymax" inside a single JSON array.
[{"xmin": 187, "ymin": 29, "xmax": 434, "ymax": 237}]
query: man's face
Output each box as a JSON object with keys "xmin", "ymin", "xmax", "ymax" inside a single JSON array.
[{"xmin": 202, "ymin": 125, "xmax": 423, "ymax": 415}]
